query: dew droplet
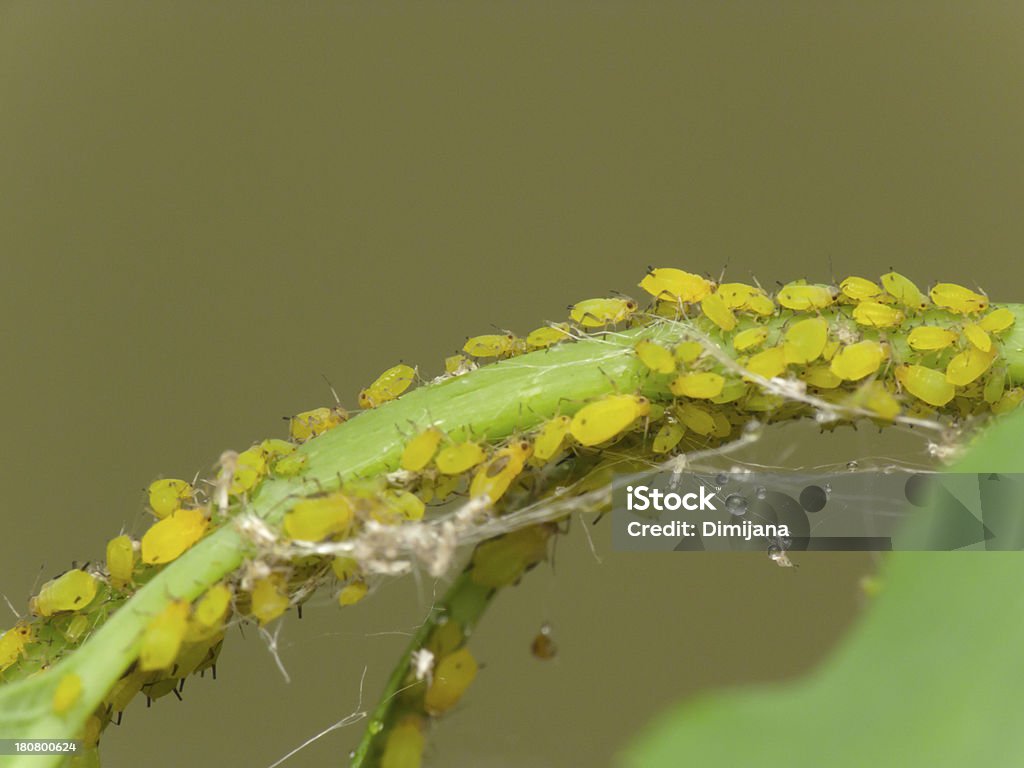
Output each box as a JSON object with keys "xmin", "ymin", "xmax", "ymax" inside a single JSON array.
[
  {"xmin": 846, "ymin": 460, "xmax": 859, "ymax": 470},
  {"xmin": 715, "ymin": 473, "xmax": 729, "ymax": 487},
  {"xmin": 369, "ymin": 720, "xmax": 383, "ymax": 734},
  {"xmin": 724, "ymin": 493, "xmax": 748, "ymax": 516},
  {"xmin": 824, "ymin": 483, "xmax": 832, "ymax": 495}
]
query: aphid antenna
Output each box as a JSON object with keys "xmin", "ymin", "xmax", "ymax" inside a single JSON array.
[
  {"xmin": 1, "ymin": 593, "xmax": 21, "ymax": 619},
  {"xmin": 320, "ymin": 373, "xmax": 343, "ymax": 406}
]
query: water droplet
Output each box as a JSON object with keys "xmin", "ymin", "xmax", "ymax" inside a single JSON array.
[
  {"xmin": 846, "ymin": 460, "xmax": 859, "ymax": 470},
  {"xmin": 715, "ymin": 473, "xmax": 728, "ymax": 487},
  {"xmin": 724, "ymin": 493, "xmax": 748, "ymax": 516},
  {"xmin": 369, "ymin": 720, "xmax": 383, "ymax": 734},
  {"xmin": 755, "ymin": 486, "xmax": 767, "ymax": 500},
  {"xmin": 824, "ymin": 483, "xmax": 832, "ymax": 495}
]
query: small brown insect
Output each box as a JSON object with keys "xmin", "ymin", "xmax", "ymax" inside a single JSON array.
[{"xmin": 531, "ymin": 622, "xmax": 557, "ymax": 660}]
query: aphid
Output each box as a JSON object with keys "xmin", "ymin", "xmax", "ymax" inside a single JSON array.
[
  {"xmin": 744, "ymin": 346, "xmax": 787, "ymax": 379},
  {"xmin": 147, "ymin": 479, "xmax": 193, "ymax": 519},
  {"xmin": 962, "ymin": 324, "xmax": 992, "ymax": 352},
  {"xmin": 358, "ymin": 364, "xmax": 417, "ymax": 408},
  {"xmin": 31, "ymin": 570, "xmax": 99, "ymax": 617},
  {"xmin": 716, "ymin": 282, "xmax": 763, "ymax": 310},
  {"xmin": 444, "ymin": 354, "xmax": 476, "ymax": 376},
  {"xmin": 984, "ymin": 367, "xmax": 1006, "ymax": 404},
  {"xmin": 0, "ymin": 622, "xmax": 32, "ymax": 673},
  {"xmin": 532, "ymin": 416, "xmax": 572, "ymax": 462},
  {"xmin": 634, "ymin": 340, "xmax": 676, "ymax": 374},
  {"xmin": 978, "ymin": 307, "xmax": 1015, "ymax": 333},
  {"xmin": 526, "ymin": 323, "xmax": 572, "ymax": 350},
  {"xmin": 381, "ymin": 715, "xmax": 426, "ymax": 768},
  {"xmin": 652, "ymin": 421, "xmax": 685, "ymax": 454},
  {"xmin": 670, "ymin": 372, "xmax": 725, "ymax": 399},
  {"xmin": 141, "ymin": 508, "xmax": 208, "ymax": 565},
  {"xmin": 272, "ymin": 452, "xmax": 308, "ymax": 477},
  {"xmin": 821, "ymin": 338, "xmax": 841, "ymax": 361},
  {"xmin": 839, "ymin": 276, "xmax": 881, "ymax": 302},
  {"xmin": 435, "ymin": 441, "xmax": 487, "ymax": 475},
  {"xmin": 338, "ymin": 580, "xmax": 369, "ymax": 607},
  {"xmin": 847, "ymin": 381, "xmax": 901, "ymax": 421},
  {"xmin": 946, "ymin": 347, "xmax": 995, "ymax": 386},
  {"xmin": 250, "ymin": 574, "xmax": 289, "ymax": 625},
  {"xmin": 288, "ymin": 406, "xmax": 347, "ymax": 442},
  {"xmin": 282, "ymin": 494, "xmax": 354, "ymax": 542},
  {"xmin": 186, "ymin": 584, "xmax": 232, "ymax": 642},
  {"xmin": 673, "ymin": 341, "xmax": 703, "ymax": 363},
  {"xmin": 676, "ymin": 403, "xmax": 715, "ymax": 436},
  {"xmin": 800, "ymin": 365, "xmax": 842, "ymax": 389},
  {"xmin": 896, "ymin": 364, "xmax": 956, "ymax": 407},
  {"xmin": 51, "ymin": 673, "xmax": 82, "ymax": 715},
  {"xmin": 106, "ymin": 534, "xmax": 137, "ymax": 587},
  {"xmin": 830, "ymin": 340, "xmax": 884, "ymax": 381},
  {"xmin": 463, "ymin": 333, "xmax": 517, "ymax": 358},
  {"xmin": 852, "ymin": 301, "xmax": 904, "ymax": 328},
  {"xmin": 745, "ymin": 292, "xmax": 776, "ymax": 316},
  {"xmin": 424, "ymin": 648, "xmax": 478, "ymax": 715},
  {"xmin": 907, "ymin": 326, "xmax": 957, "ymax": 351},
  {"xmin": 469, "ymin": 440, "xmax": 533, "ymax": 503},
  {"xmin": 733, "ymin": 327, "xmax": 769, "ymax": 352},
  {"xmin": 471, "ymin": 525, "xmax": 554, "ymax": 588},
  {"xmin": 400, "ymin": 427, "xmax": 444, "ymax": 472},
  {"xmin": 710, "ymin": 379, "xmax": 748, "ymax": 404},
  {"xmin": 776, "ymin": 283, "xmax": 835, "ymax": 311},
  {"xmin": 531, "ymin": 623, "xmax": 558, "ymax": 660},
  {"xmin": 639, "ymin": 267, "xmax": 712, "ymax": 303},
  {"xmin": 259, "ymin": 438, "xmax": 297, "ymax": 459},
  {"xmin": 569, "ymin": 298, "xmax": 638, "ymax": 328},
  {"xmin": 993, "ymin": 388, "xmax": 1024, "ymax": 414},
  {"xmin": 569, "ymin": 394, "xmax": 650, "ymax": 446},
  {"xmin": 331, "ymin": 556, "xmax": 361, "ymax": 583},
  {"xmin": 783, "ymin": 317, "xmax": 828, "ymax": 364},
  {"xmin": 700, "ymin": 293, "xmax": 737, "ymax": 331},
  {"xmin": 930, "ymin": 283, "xmax": 988, "ymax": 314},
  {"xmin": 139, "ymin": 600, "xmax": 191, "ymax": 671},
  {"xmin": 229, "ymin": 446, "xmax": 268, "ymax": 495},
  {"xmin": 63, "ymin": 614, "xmax": 91, "ymax": 643},
  {"xmin": 377, "ymin": 489, "xmax": 426, "ymax": 523},
  {"xmin": 881, "ymin": 271, "xmax": 928, "ymax": 310}
]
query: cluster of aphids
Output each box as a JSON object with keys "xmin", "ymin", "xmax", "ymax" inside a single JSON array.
[{"xmin": 1, "ymin": 267, "xmax": 1019, "ymax": 754}]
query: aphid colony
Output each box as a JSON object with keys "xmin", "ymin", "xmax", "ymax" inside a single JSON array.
[{"xmin": 3, "ymin": 267, "xmax": 1019, "ymax": 760}]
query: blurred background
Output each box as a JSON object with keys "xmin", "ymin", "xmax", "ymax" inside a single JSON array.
[{"xmin": 2, "ymin": 2, "xmax": 1024, "ymax": 765}]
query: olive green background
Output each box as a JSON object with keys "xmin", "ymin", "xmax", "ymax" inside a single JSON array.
[{"xmin": 2, "ymin": 3, "xmax": 1024, "ymax": 766}]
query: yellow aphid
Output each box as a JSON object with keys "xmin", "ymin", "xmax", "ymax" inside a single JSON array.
[
  {"xmin": 700, "ymin": 293, "xmax": 737, "ymax": 331},
  {"xmin": 273, "ymin": 452, "xmax": 308, "ymax": 477},
  {"xmin": 711, "ymin": 411, "xmax": 732, "ymax": 438},
  {"xmin": 533, "ymin": 416, "xmax": 572, "ymax": 462},
  {"xmin": 979, "ymin": 307, "xmax": 1015, "ymax": 333},
  {"xmin": 907, "ymin": 326, "xmax": 957, "ymax": 351},
  {"xmin": 745, "ymin": 293, "xmax": 776, "ymax": 316},
  {"xmin": 570, "ymin": 394, "xmax": 650, "ymax": 446},
  {"xmin": 444, "ymin": 354, "xmax": 475, "ymax": 376},
  {"xmin": 652, "ymin": 421, "xmax": 685, "ymax": 454},
  {"xmin": 639, "ymin": 267, "xmax": 711, "ymax": 303},
  {"xmin": 962, "ymin": 324, "xmax": 992, "ymax": 352},
  {"xmin": 106, "ymin": 534, "xmax": 136, "ymax": 586},
  {"xmin": 400, "ymin": 427, "xmax": 444, "ymax": 472},
  {"xmin": 783, "ymin": 317, "xmax": 828, "ymax": 364},
  {"xmin": 470, "ymin": 440, "xmax": 533, "ymax": 503},
  {"xmin": 676, "ymin": 403, "xmax": 715, "ymax": 436},
  {"xmin": 830, "ymin": 340, "xmax": 884, "ymax": 382},
  {"xmin": 189, "ymin": 584, "xmax": 232, "ymax": 639},
  {"xmin": 338, "ymin": 580, "xmax": 369, "ymax": 607},
  {"xmin": 435, "ymin": 441, "xmax": 487, "ymax": 475},
  {"xmin": 634, "ymin": 340, "xmax": 676, "ymax": 374},
  {"xmin": 0, "ymin": 623, "xmax": 32, "ymax": 673},
  {"xmin": 31, "ymin": 570, "xmax": 99, "ymax": 617},
  {"xmin": 777, "ymin": 283, "xmax": 835, "ymax": 311},
  {"xmin": 359, "ymin": 364, "xmax": 416, "ymax": 408},
  {"xmin": 463, "ymin": 333, "xmax": 517, "ymax": 358},
  {"xmin": 993, "ymin": 388, "xmax": 1024, "ymax": 414},
  {"xmin": 331, "ymin": 556, "xmax": 361, "ymax": 583},
  {"xmin": 733, "ymin": 326, "xmax": 769, "ymax": 352},
  {"xmin": 250, "ymin": 574, "xmax": 289, "ymax": 625},
  {"xmin": 930, "ymin": 283, "xmax": 988, "ymax": 314},
  {"xmin": 852, "ymin": 381, "xmax": 901, "ymax": 421},
  {"xmin": 471, "ymin": 525, "xmax": 553, "ymax": 588},
  {"xmin": 381, "ymin": 715, "xmax": 426, "ymax": 768},
  {"xmin": 946, "ymin": 347, "xmax": 996, "ymax": 386},
  {"xmin": 51, "ymin": 673, "xmax": 82, "ymax": 715},
  {"xmin": 896, "ymin": 364, "xmax": 956, "ymax": 407},
  {"xmin": 288, "ymin": 406, "xmax": 347, "ymax": 442},
  {"xmin": 141, "ymin": 508, "xmax": 208, "ymax": 565},
  {"xmin": 283, "ymin": 494, "xmax": 354, "ymax": 541},
  {"xmin": 881, "ymin": 271, "xmax": 928, "ymax": 310},
  {"xmin": 984, "ymin": 368, "xmax": 1006, "ymax": 404},
  {"xmin": 801, "ymin": 365, "xmax": 842, "ymax": 389},
  {"xmin": 526, "ymin": 323, "xmax": 571, "ymax": 350},
  {"xmin": 139, "ymin": 600, "xmax": 191, "ymax": 671},
  {"xmin": 822, "ymin": 338, "xmax": 840, "ymax": 361},
  {"xmin": 147, "ymin": 478, "xmax": 193, "ymax": 519},
  {"xmin": 716, "ymin": 282, "xmax": 762, "ymax": 310},
  {"xmin": 63, "ymin": 614, "xmax": 90, "ymax": 643},
  {"xmin": 670, "ymin": 372, "xmax": 725, "ymax": 399},
  {"xmin": 377, "ymin": 489, "xmax": 426, "ymax": 523},
  {"xmin": 745, "ymin": 346, "xmax": 787, "ymax": 379},
  {"xmin": 840, "ymin": 276, "xmax": 881, "ymax": 301},
  {"xmin": 674, "ymin": 341, "xmax": 703, "ymax": 363},
  {"xmin": 259, "ymin": 438, "xmax": 296, "ymax": 459},
  {"xmin": 569, "ymin": 298, "xmax": 638, "ymax": 328},
  {"xmin": 425, "ymin": 648, "xmax": 478, "ymax": 715},
  {"xmin": 230, "ymin": 446, "xmax": 268, "ymax": 495},
  {"xmin": 852, "ymin": 301, "xmax": 904, "ymax": 328}
]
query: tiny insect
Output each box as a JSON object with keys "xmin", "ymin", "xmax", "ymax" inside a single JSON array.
[
  {"xmin": 471, "ymin": 525, "xmax": 554, "ymax": 589},
  {"xmin": 531, "ymin": 622, "xmax": 558, "ymax": 660},
  {"xmin": 700, "ymin": 292, "xmax": 737, "ymax": 331},
  {"xmin": 978, "ymin": 307, "xmax": 1015, "ymax": 333},
  {"xmin": 670, "ymin": 372, "xmax": 725, "ymax": 399},
  {"xmin": 141, "ymin": 508, "xmax": 209, "ymax": 565},
  {"xmin": 358, "ymin": 364, "xmax": 417, "ymax": 408},
  {"xmin": 676, "ymin": 403, "xmax": 716, "ymax": 435},
  {"xmin": 444, "ymin": 354, "xmax": 476, "ymax": 376},
  {"xmin": 381, "ymin": 715, "xmax": 426, "ymax": 768},
  {"xmin": 569, "ymin": 297, "xmax": 638, "ymax": 328},
  {"xmin": 106, "ymin": 534, "xmax": 137, "ymax": 587},
  {"xmin": 961, "ymin": 324, "xmax": 992, "ymax": 352},
  {"xmin": 652, "ymin": 420, "xmax": 686, "ymax": 454},
  {"xmin": 946, "ymin": 347, "xmax": 995, "ymax": 386},
  {"xmin": 288, "ymin": 406, "xmax": 347, "ymax": 442},
  {"xmin": 250, "ymin": 574, "xmax": 289, "ymax": 625},
  {"xmin": 639, "ymin": 267, "xmax": 712, "ymax": 303},
  {"xmin": 829, "ymin": 340, "xmax": 884, "ymax": 381},
  {"xmin": 634, "ymin": 340, "xmax": 676, "ymax": 374},
  {"xmin": 880, "ymin": 271, "xmax": 928, "ymax": 310},
  {"xmin": 139, "ymin": 600, "xmax": 191, "ymax": 671},
  {"xmin": 229, "ymin": 446, "xmax": 268, "ymax": 495},
  {"xmin": 463, "ymin": 333, "xmax": 518, "ymax": 358},
  {"xmin": 282, "ymin": 494, "xmax": 354, "ymax": 541},
  {"xmin": 733, "ymin": 326, "xmax": 769, "ymax": 352},
  {"xmin": 715, "ymin": 282, "xmax": 764, "ymax": 310},
  {"xmin": 744, "ymin": 346, "xmax": 787, "ymax": 379},
  {"xmin": 839, "ymin": 276, "xmax": 882, "ymax": 302},
  {"xmin": 783, "ymin": 317, "xmax": 828, "ymax": 364},
  {"xmin": 847, "ymin": 380, "xmax": 901, "ymax": 421},
  {"xmin": 852, "ymin": 301, "xmax": 904, "ymax": 328},
  {"xmin": 424, "ymin": 647, "xmax": 479, "ymax": 715},
  {"xmin": 331, "ymin": 556, "xmax": 361, "ymax": 583},
  {"xmin": 800, "ymin": 365, "xmax": 842, "ymax": 389},
  {"xmin": 31, "ymin": 570, "xmax": 99, "ymax": 617},
  {"xmin": 569, "ymin": 394, "xmax": 650, "ymax": 446},
  {"xmin": 377, "ymin": 489, "xmax": 426, "ymax": 523},
  {"xmin": 525, "ymin": 323, "xmax": 572, "ymax": 350},
  {"xmin": 469, "ymin": 439, "xmax": 533, "ymax": 503},
  {"xmin": 148, "ymin": 479, "xmax": 193, "ymax": 519},
  {"xmin": 338, "ymin": 580, "xmax": 369, "ymax": 607},
  {"xmin": 776, "ymin": 283, "xmax": 835, "ymax": 311},
  {"xmin": 400, "ymin": 427, "xmax": 444, "ymax": 472},
  {"xmin": 907, "ymin": 326, "xmax": 957, "ymax": 351},
  {"xmin": 435, "ymin": 440, "xmax": 488, "ymax": 475},
  {"xmin": 929, "ymin": 283, "xmax": 988, "ymax": 314},
  {"xmin": 51, "ymin": 673, "xmax": 82, "ymax": 715},
  {"xmin": 674, "ymin": 340, "xmax": 704, "ymax": 363},
  {"xmin": 187, "ymin": 584, "xmax": 232, "ymax": 642},
  {"xmin": 895, "ymin": 364, "xmax": 956, "ymax": 407},
  {"xmin": 0, "ymin": 622, "xmax": 32, "ymax": 673},
  {"xmin": 532, "ymin": 416, "xmax": 572, "ymax": 462}
]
